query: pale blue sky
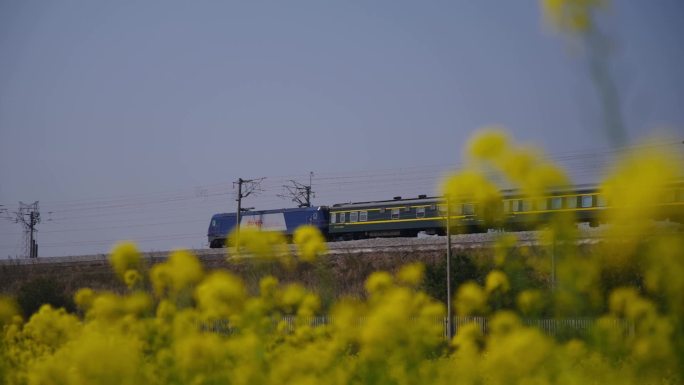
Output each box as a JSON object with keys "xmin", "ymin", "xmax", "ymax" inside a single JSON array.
[{"xmin": 1, "ymin": 1, "xmax": 683, "ymax": 257}]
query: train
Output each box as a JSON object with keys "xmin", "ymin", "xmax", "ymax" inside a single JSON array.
[{"xmin": 207, "ymin": 183, "xmax": 684, "ymax": 248}]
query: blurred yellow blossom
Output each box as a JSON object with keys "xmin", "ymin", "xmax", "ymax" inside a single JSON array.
[
  {"xmin": 195, "ymin": 271, "xmax": 246, "ymax": 320},
  {"xmin": 109, "ymin": 242, "xmax": 141, "ymax": 281},
  {"xmin": 485, "ymin": 270, "xmax": 510, "ymax": 294},
  {"xmin": 293, "ymin": 225, "xmax": 327, "ymax": 263},
  {"xmin": 365, "ymin": 271, "xmax": 393, "ymax": 296},
  {"xmin": 517, "ymin": 290, "xmax": 544, "ymax": 316},
  {"xmin": 541, "ymin": 0, "xmax": 606, "ymax": 33},
  {"xmin": 396, "ymin": 263, "xmax": 425, "ymax": 287},
  {"xmin": 455, "ymin": 282, "xmax": 487, "ymax": 316},
  {"xmin": 494, "ymin": 233, "xmax": 517, "ymax": 267},
  {"xmin": 228, "ymin": 226, "xmax": 290, "ymax": 265},
  {"xmin": 124, "ymin": 270, "xmax": 142, "ymax": 290},
  {"xmin": 150, "ymin": 250, "xmax": 204, "ymax": 298},
  {"xmin": 74, "ymin": 288, "xmax": 95, "ymax": 311},
  {"xmin": 0, "ymin": 296, "xmax": 19, "ymax": 325},
  {"xmin": 466, "ymin": 127, "xmax": 510, "ymax": 161}
]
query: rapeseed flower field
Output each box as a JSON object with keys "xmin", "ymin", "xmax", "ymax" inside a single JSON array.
[{"xmin": 1, "ymin": 129, "xmax": 683, "ymax": 384}]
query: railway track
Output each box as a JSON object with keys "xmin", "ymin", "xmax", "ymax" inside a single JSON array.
[{"xmin": 0, "ymin": 229, "xmax": 614, "ymax": 268}]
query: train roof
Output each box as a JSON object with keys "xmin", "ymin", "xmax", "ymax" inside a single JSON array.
[
  {"xmin": 332, "ymin": 196, "xmax": 439, "ymax": 209},
  {"xmin": 212, "ymin": 205, "xmax": 327, "ymax": 218},
  {"xmin": 329, "ymin": 185, "xmax": 607, "ymax": 210}
]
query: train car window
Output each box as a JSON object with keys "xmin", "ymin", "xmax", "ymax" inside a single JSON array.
[
  {"xmin": 597, "ymin": 195, "xmax": 607, "ymax": 207},
  {"xmin": 350, "ymin": 211, "xmax": 358, "ymax": 222},
  {"xmin": 438, "ymin": 205, "xmax": 447, "ymax": 215},
  {"xmin": 503, "ymin": 201, "xmax": 510, "ymax": 213},
  {"xmin": 581, "ymin": 195, "xmax": 593, "ymax": 208},
  {"xmin": 522, "ymin": 200, "xmax": 532, "ymax": 212},
  {"xmin": 463, "ymin": 203, "xmax": 475, "ymax": 215},
  {"xmin": 330, "ymin": 213, "xmax": 336, "ymax": 224},
  {"xmin": 416, "ymin": 207, "xmax": 425, "ymax": 218},
  {"xmin": 339, "ymin": 213, "xmax": 346, "ymax": 223},
  {"xmin": 536, "ymin": 199, "xmax": 548, "ymax": 211},
  {"xmin": 430, "ymin": 204, "xmax": 437, "ymax": 211},
  {"xmin": 663, "ymin": 190, "xmax": 676, "ymax": 203},
  {"xmin": 360, "ymin": 211, "xmax": 368, "ymax": 221},
  {"xmin": 551, "ymin": 197, "xmax": 562, "ymax": 210},
  {"xmin": 566, "ymin": 197, "xmax": 578, "ymax": 209},
  {"xmin": 403, "ymin": 207, "xmax": 411, "ymax": 212},
  {"xmin": 511, "ymin": 200, "xmax": 521, "ymax": 212},
  {"xmin": 391, "ymin": 208, "xmax": 400, "ymax": 219}
]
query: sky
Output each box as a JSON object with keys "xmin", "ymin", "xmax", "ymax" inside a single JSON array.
[{"xmin": 1, "ymin": 0, "xmax": 683, "ymax": 258}]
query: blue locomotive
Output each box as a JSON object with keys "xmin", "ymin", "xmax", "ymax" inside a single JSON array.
[{"xmin": 208, "ymin": 206, "xmax": 329, "ymax": 248}]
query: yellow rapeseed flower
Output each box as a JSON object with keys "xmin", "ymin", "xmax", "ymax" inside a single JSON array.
[
  {"xmin": 22, "ymin": 305, "xmax": 81, "ymax": 349},
  {"xmin": 466, "ymin": 127, "xmax": 510, "ymax": 161},
  {"xmin": 150, "ymin": 250, "xmax": 204, "ymax": 298},
  {"xmin": 455, "ymin": 282, "xmax": 487, "ymax": 316},
  {"xmin": 396, "ymin": 263, "xmax": 425, "ymax": 287},
  {"xmin": 195, "ymin": 271, "xmax": 246, "ymax": 320},
  {"xmin": 109, "ymin": 241, "xmax": 141, "ymax": 280},
  {"xmin": 228, "ymin": 226, "xmax": 290, "ymax": 262},
  {"xmin": 124, "ymin": 269, "xmax": 142, "ymax": 290},
  {"xmin": 365, "ymin": 271, "xmax": 393, "ymax": 296},
  {"xmin": 281, "ymin": 284, "xmax": 307, "ymax": 314},
  {"xmin": 485, "ymin": 270, "xmax": 510, "ymax": 294},
  {"xmin": 0, "ymin": 296, "xmax": 19, "ymax": 325},
  {"xmin": 74, "ymin": 288, "xmax": 96, "ymax": 310},
  {"xmin": 293, "ymin": 225, "xmax": 327, "ymax": 263},
  {"xmin": 494, "ymin": 234, "xmax": 517, "ymax": 267},
  {"xmin": 541, "ymin": 0, "xmax": 606, "ymax": 33},
  {"xmin": 517, "ymin": 290, "xmax": 543, "ymax": 316}
]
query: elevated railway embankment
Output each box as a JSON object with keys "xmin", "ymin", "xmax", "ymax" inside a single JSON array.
[{"xmin": 0, "ymin": 230, "xmax": 606, "ymax": 299}]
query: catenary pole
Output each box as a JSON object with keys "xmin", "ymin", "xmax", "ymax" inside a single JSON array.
[
  {"xmin": 236, "ymin": 178, "xmax": 243, "ymax": 251},
  {"xmin": 446, "ymin": 195, "xmax": 453, "ymax": 340}
]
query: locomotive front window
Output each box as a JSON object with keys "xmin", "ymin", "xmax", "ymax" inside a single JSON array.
[
  {"xmin": 581, "ymin": 195, "xmax": 593, "ymax": 208},
  {"xmin": 350, "ymin": 212, "xmax": 358, "ymax": 222},
  {"xmin": 360, "ymin": 211, "xmax": 368, "ymax": 221},
  {"xmin": 391, "ymin": 208, "xmax": 400, "ymax": 219},
  {"xmin": 211, "ymin": 220, "xmax": 217, "ymax": 228}
]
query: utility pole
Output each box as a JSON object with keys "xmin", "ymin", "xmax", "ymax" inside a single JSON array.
[
  {"xmin": 445, "ymin": 195, "xmax": 453, "ymax": 340},
  {"xmin": 277, "ymin": 172, "xmax": 315, "ymax": 208},
  {"xmin": 233, "ymin": 177, "xmax": 264, "ymax": 249},
  {"xmin": 2, "ymin": 201, "xmax": 41, "ymax": 258}
]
